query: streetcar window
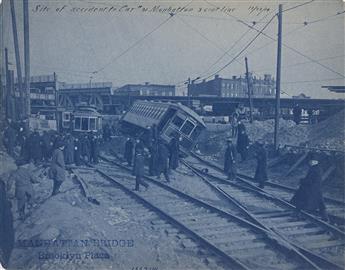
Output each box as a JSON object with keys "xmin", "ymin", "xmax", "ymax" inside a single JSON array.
[
  {"xmin": 190, "ymin": 126, "xmax": 202, "ymax": 140},
  {"xmin": 90, "ymin": 118, "xmax": 96, "ymax": 131},
  {"xmin": 172, "ymin": 115, "xmax": 184, "ymax": 128},
  {"xmin": 81, "ymin": 118, "xmax": 89, "ymax": 131},
  {"xmin": 75, "ymin": 117, "xmax": 81, "ymax": 130},
  {"xmin": 181, "ymin": 120, "xmax": 195, "ymax": 136}
]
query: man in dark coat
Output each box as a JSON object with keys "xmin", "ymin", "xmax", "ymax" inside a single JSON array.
[
  {"xmin": 90, "ymin": 134, "xmax": 100, "ymax": 164},
  {"xmin": 50, "ymin": 140, "xmax": 66, "ymax": 196},
  {"xmin": 29, "ymin": 130, "xmax": 43, "ymax": 164},
  {"xmin": 293, "ymin": 104, "xmax": 302, "ymax": 125},
  {"xmin": 12, "ymin": 160, "xmax": 35, "ymax": 220},
  {"xmin": 3, "ymin": 121, "xmax": 16, "ymax": 157},
  {"xmin": 236, "ymin": 130, "xmax": 249, "ymax": 162},
  {"xmin": 169, "ymin": 137, "xmax": 180, "ymax": 170},
  {"xmin": 148, "ymin": 140, "xmax": 158, "ymax": 176},
  {"xmin": 124, "ymin": 138, "xmax": 134, "ymax": 166},
  {"xmin": 133, "ymin": 149, "xmax": 149, "ymax": 191},
  {"xmin": 224, "ymin": 138, "xmax": 237, "ymax": 180},
  {"xmin": 254, "ymin": 142, "xmax": 268, "ymax": 188},
  {"xmin": 64, "ymin": 133, "xmax": 75, "ymax": 165},
  {"xmin": 291, "ymin": 156, "xmax": 328, "ymax": 220},
  {"xmin": 103, "ymin": 124, "xmax": 111, "ymax": 142},
  {"xmin": 0, "ymin": 180, "xmax": 14, "ymax": 268},
  {"xmin": 80, "ymin": 135, "xmax": 91, "ymax": 163},
  {"xmin": 157, "ymin": 140, "xmax": 170, "ymax": 182},
  {"xmin": 41, "ymin": 131, "xmax": 52, "ymax": 162},
  {"xmin": 74, "ymin": 136, "xmax": 82, "ymax": 166}
]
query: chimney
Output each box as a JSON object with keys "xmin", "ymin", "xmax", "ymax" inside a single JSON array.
[
  {"xmin": 264, "ymin": 74, "xmax": 271, "ymax": 81},
  {"xmin": 215, "ymin": 74, "xmax": 219, "ymax": 79},
  {"xmin": 145, "ymin": 82, "xmax": 149, "ymax": 85},
  {"xmin": 232, "ymin": 76, "xmax": 237, "ymax": 80}
]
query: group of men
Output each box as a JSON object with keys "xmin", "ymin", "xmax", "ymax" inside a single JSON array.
[
  {"xmin": 124, "ymin": 134, "xmax": 181, "ymax": 191},
  {"xmin": 2, "ymin": 119, "xmax": 102, "ymax": 166}
]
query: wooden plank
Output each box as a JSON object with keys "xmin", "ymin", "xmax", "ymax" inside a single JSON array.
[
  {"xmin": 254, "ymin": 211, "xmax": 293, "ymax": 219},
  {"xmin": 283, "ymin": 227, "xmax": 325, "ymax": 236},
  {"xmin": 273, "ymin": 221, "xmax": 308, "ymax": 228},
  {"xmin": 308, "ymin": 240, "xmax": 345, "ymax": 249},
  {"xmin": 297, "ymin": 233, "xmax": 332, "ymax": 243},
  {"xmin": 212, "ymin": 234, "xmax": 261, "ymax": 245},
  {"xmin": 285, "ymin": 152, "xmax": 309, "ymax": 176},
  {"xmin": 224, "ymin": 242, "xmax": 266, "ymax": 252}
]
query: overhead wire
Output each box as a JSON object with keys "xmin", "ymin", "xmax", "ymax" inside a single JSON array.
[
  {"xmin": 202, "ymin": 0, "xmax": 345, "ymax": 79},
  {"xmin": 92, "ymin": 0, "xmax": 195, "ymax": 75},
  {"xmin": 199, "ymin": 13, "xmax": 277, "ymax": 81}
]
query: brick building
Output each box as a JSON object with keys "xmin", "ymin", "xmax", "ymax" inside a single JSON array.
[
  {"xmin": 189, "ymin": 74, "xmax": 275, "ymax": 98},
  {"xmin": 115, "ymin": 82, "xmax": 175, "ymax": 96}
]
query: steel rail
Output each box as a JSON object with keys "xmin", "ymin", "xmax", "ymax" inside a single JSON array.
[
  {"xmin": 182, "ymin": 159, "xmax": 344, "ymax": 270},
  {"xmin": 98, "ymin": 155, "xmax": 324, "ymax": 269}
]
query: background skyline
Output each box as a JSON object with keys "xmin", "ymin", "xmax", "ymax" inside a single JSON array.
[{"xmin": 1, "ymin": 0, "xmax": 344, "ymax": 98}]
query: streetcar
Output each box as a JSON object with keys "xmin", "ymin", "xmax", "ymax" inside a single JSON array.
[
  {"xmin": 120, "ymin": 101, "xmax": 206, "ymax": 152},
  {"xmin": 60, "ymin": 104, "xmax": 102, "ymax": 134}
]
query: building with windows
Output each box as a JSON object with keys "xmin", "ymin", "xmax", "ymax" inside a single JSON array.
[
  {"xmin": 189, "ymin": 74, "xmax": 275, "ymax": 98},
  {"xmin": 115, "ymin": 82, "xmax": 175, "ymax": 96}
]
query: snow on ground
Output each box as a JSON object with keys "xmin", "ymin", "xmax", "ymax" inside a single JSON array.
[{"xmin": 2, "ymin": 151, "xmax": 225, "ymax": 270}]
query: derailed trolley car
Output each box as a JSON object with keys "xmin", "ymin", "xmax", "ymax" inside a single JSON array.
[{"xmin": 120, "ymin": 101, "xmax": 206, "ymax": 152}]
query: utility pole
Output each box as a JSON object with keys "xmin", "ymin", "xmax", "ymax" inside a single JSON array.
[
  {"xmin": 5, "ymin": 48, "xmax": 10, "ymax": 120},
  {"xmin": 274, "ymin": 4, "xmax": 283, "ymax": 151},
  {"xmin": 10, "ymin": 0, "xmax": 24, "ymax": 119},
  {"xmin": 23, "ymin": 0, "xmax": 31, "ymax": 118},
  {"xmin": 187, "ymin": 77, "xmax": 191, "ymax": 107},
  {"xmin": 245, "ymin": 57, "xmax": 253, "ymax": 123}
]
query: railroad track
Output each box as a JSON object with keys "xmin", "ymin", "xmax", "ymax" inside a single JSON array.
[
  {"xmin": 188, "ymin": 152, "xmax": 345, "ymax": 228},
  {"xmin": 85, "ymin": 155, "xmax": 326, "ymax": 270},
  {"xmin": 182, "ymin": 154, "xmax": 345, "ymax": 269}
]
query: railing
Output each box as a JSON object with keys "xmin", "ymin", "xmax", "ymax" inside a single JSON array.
[
  {"xmin": 15, "ymin": 74, "xmax": 55, "ymax": 83},
  {"xmin": 60, "ymin": 82, "xmax": 112, "ymax": 89}
]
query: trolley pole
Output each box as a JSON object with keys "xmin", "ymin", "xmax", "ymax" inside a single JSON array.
[
  {"xmin": 5, "ymin": 48, "xmax": 10, "ymax": 120},
  {"xmin": 10, "ymin": 0, "xmax": 24, "ymax": 119},
  {"xmin": 274, "ymin": 4, "xmax": 283, "ymax": 152},
  {"xmin": 23, "ymin": 0, "xmax": 31, "ymax": 118},
  {"xmin": 245, "ymin": 57, "xmax": 253, "ymax": 123}
]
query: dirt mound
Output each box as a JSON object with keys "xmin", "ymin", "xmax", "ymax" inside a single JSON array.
[{"xmin": 197, "ymin": 110, "xmax": 345, "ymax": 155}]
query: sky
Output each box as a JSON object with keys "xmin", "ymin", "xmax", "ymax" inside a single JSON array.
[{"xmin": 1, "ymin": 0, "xmax": 344, "ymax": 99}]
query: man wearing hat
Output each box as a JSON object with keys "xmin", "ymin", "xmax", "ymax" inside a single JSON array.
[
  {"xmin": 254, "ymin": 140, "xmax": 268, "ymax": 188},
  {"xmin": 133, "ymin": 148, "xmax": 149, "ymax": 191},
  {"xmin": 12, "ymin": 160, "xmax": 35, "ymax": 220},
  {"xmin": 50, "ymin": 140, "xmax": 66, "ymax": 196},
  {"xmin": 224, "ymin": 138, "xmax": 237, "ymax": 180},
  {"xmin": 291, "ymin": 154, "xmax": 328, "ymax": 220}
]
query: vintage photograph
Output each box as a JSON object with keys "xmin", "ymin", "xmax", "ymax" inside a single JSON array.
[{"xmin": 0, "ymin": 0, "xmax": 344, "ymax": 269}]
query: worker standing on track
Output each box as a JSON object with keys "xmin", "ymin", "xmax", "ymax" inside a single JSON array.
[
  {"xmin": 64, "ymin": 133, "xmax": 75, "ymax": 165},
  {"xmin": 236, "ymin": 129, "xmax": 249, "ymax": 162},
  {"xmin": 224, "ymin": 138, "xmax": 237, "ymax": 181},
  {"xmin": 149, "ymin": 139, "xmax": 158, "ymax": 176},
  {"xmin": 291, "ymin": 154, "xmax": 328, "ymax": 220},
  {"xmin": 133, "ymin": 148, "xmax": 149, "ymax": 191},
  {"xmin": 157, "ymin": 140, "xmax": 170, "ymax": 183},
  {"xmin": 124, "ymin": 138, "xmax": 134, "ymax": 166},
  {"xmin": 169, "ymin": 136, "xmax": 180, "ymax": 170},
  {"xmin": 74, "ymin": 136, "xmax": 82, "ymax": 166},
  {"xmin": 254, "ymin": 141, "xmax": 268, "ymax": 188},
  {"xmin": 50, "ymin": 140, "xmax": 66, "ymax": 196}
]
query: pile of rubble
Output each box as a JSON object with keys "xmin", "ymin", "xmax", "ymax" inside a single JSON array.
[{"xmin": 197, "ymin": 110, "xmax": 345, "ymax": 156}]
